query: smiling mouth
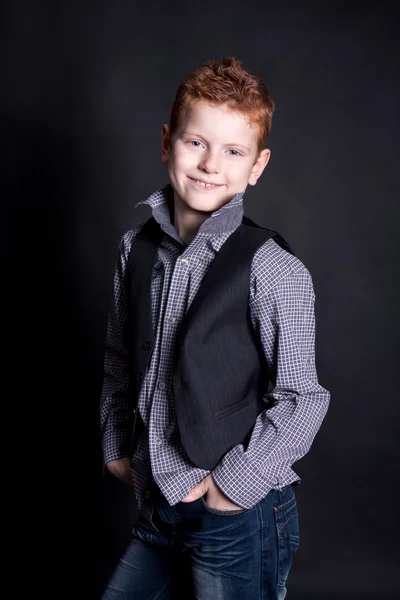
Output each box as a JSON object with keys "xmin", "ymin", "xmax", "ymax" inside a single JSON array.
[{"xmin": 188, "ymin": 177, "xmax": 224, "ymax": 189}]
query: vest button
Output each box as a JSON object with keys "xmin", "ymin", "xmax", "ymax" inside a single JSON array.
[
  {"xmin": 136, "ymin": 372, "xmax": 143, "ymax": 381},
  {"xmin": 143, "ymin": 341, "xmax": 152, "ymax": 351}
]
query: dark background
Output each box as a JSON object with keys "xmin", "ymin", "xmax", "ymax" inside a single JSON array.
[{"xmin": 2, "ymin": 1, "xmax": 399, "ymax": 598}]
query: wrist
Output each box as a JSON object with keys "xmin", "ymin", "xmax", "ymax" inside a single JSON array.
[{"xmin": 206, "ymin": 475, "xmax": 243, "ymax": 510}]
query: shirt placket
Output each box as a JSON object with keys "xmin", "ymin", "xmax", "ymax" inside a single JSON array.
[{"xmin": 148, "ymin": 249, "xmax": 192, "ymax": 470}]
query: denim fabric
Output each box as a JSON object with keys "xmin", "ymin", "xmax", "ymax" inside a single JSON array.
[{"xmin": 101, "ymin": 485, "xmax": 299, "ymax": 600}]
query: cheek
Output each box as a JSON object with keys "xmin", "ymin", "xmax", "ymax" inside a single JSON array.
[
  {"xmin": 227, "ymin": 162, "xmax": 253, "ymax": 182},
  {"xmin": 170, "ymin": 148, "xmax": 193, "ymax": 172}
]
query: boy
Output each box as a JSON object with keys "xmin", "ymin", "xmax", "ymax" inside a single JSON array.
[{"xmin": 100, "ymin": 57, "xmax": 330, "ymax": 599}]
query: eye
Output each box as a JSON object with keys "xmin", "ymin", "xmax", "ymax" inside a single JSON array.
[
  {"xmin": 227, "ymin": 149, "xmax": 242, "ymax": 156},
  {"xmin": 190, "ymin": 140, "xmax": 203, "ymax": 148}
]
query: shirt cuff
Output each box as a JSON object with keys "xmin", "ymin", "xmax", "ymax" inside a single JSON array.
[
  {"xmin": 101, "ymin": 427, "xmax": 131, "ymax": 469},
  {"xmin": 212, "ymin": 445, "xmax": 274, "ymax": 510}
]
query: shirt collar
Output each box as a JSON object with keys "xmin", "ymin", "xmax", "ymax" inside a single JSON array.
[{"xmin": 135, "ymin": 183, "xmax": 244, "ymax": 241}]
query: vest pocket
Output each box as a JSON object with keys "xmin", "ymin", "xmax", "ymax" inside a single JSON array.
[{"xmin": 214, "ymin": 397, "xmax": 249, "ymax": 420}]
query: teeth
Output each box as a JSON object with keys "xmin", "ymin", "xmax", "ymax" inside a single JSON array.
[{"xmin": 196, "ymin": 180, "xmax": 215, "ymax": 187}]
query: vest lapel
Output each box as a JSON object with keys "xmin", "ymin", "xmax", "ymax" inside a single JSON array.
[
  {"xmin": 178, "ymin": 221, "xmax": 277, "ymax": 339},
  {"xmin": 125, "ymin": 217, "xmax": 164, "ymax": 380}
]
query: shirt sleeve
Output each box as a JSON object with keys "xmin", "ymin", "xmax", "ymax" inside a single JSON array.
[
  {"xmin": 99, "ymin": 229, "xmax": 138, "ymax": 465},
  {"xmin": 212, "ymin": 262, "xmax": 330, "ymax": 509}
]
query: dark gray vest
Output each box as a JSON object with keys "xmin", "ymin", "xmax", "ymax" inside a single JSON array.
[{"xmin": 125, "ymin": 215, "xmax": 293, "ymax": 470}]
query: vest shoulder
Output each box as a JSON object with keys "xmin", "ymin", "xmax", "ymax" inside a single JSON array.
[{"xmin": 252, "ymin": 237, "xmax": 311, "ymax": 290}]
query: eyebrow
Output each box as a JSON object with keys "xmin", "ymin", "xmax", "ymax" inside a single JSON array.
[{"xmin": 183, "ymin": 132, "xmax": 251, "ymax": 154}]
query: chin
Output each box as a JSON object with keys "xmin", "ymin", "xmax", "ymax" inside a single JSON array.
[
  {"xmin": 187, "ymin": 196, "xmax": 226, "ymax": 214},
  {"xmin": 178, "ymin": 189, "xmax": 232, "ymax": 214}
]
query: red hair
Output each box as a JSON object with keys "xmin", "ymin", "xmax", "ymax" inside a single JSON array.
[{"xmin": 170, "ymin": 57, "xmax": 275, "ymax": 153}]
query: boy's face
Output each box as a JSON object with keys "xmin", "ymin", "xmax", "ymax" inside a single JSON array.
[{"xmin": 161, "ymin": 101, "xmax": 271, "ymax": 215}]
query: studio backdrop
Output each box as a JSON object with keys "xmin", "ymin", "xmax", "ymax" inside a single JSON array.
[{"xmin": 2, "ymin": 2, "xmax": 399, "ymax": 599}]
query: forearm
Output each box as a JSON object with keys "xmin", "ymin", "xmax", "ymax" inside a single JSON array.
[
  {"xmin": 100, "ymin": 335, "xmax": 132, "ymax": 461},
  {"xmin": 212, "ymin": 384, "xmax": 329, "ymax": 508},
  {"xmin": 100, "ymin": 393, "xmax": 131, "ymax": 463}
]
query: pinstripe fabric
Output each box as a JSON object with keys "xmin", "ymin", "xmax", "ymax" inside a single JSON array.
[{"xmin": 100, "ymin": 184, "xmax": 330, "ymax": 510}]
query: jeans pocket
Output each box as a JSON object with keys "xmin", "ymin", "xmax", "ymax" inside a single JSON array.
[
  {"xmin": 200, "ymin": 495, "xmax": 246, "ymax": 516},
  {"xmin": 273, "ymin": 488, "xmax": 300, "ymax": 588}
]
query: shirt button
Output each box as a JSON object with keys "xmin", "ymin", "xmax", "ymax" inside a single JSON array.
[
  {"xmin": 180, "ymin": 258, "xmax": 189, "ymax": 265},
  {"xmin": 167, "ymin": 316, "xmax": 176, "ymax": 324},
  {"xmin": 158, "ymin": 381, "xmax": 166, "ymax": 390},
  {"xmin": 156, "ymin": 437, "xmax": 163, "ymax": 446}
]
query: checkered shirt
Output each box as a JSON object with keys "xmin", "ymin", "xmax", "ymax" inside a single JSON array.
[{"xmin": 100, "ymin": 184, "xmax": 330, "ymax": 511}]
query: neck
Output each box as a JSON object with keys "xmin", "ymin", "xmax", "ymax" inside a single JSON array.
[{"xmin": 173, "ymin": 194, "xmax": 211, "ymax": 245}]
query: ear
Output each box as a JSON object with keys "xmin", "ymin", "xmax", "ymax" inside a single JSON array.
[
  {"xmin": 161, "ymin": 124, "xmax": 171, "ymax": 164},
  {"xmin": 248, "ymin": 148, "xmax": 271, "ymax": 186}
]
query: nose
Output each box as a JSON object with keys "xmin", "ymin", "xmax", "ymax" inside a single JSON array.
[{"xmin": 198, "ymin": 150, "xmax": 220, "ymax": 174}]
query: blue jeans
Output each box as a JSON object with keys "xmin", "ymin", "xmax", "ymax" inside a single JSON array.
[{"xmin": 101, "ymin": 485, "xmax": 299, "ymax": 600}]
